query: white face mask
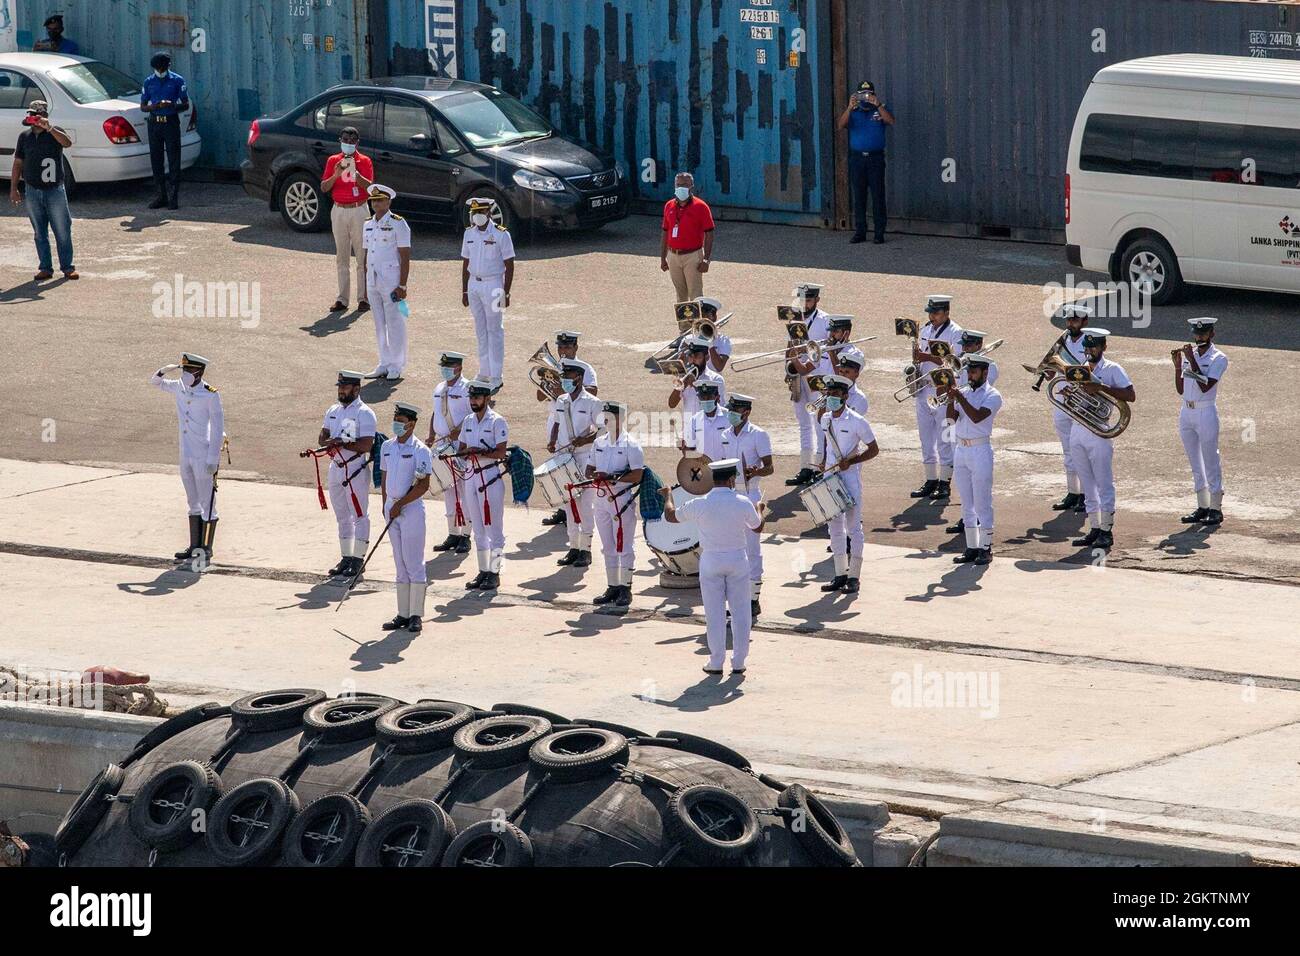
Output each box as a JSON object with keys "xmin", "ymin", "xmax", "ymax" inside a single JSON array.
[
  {"xmin": 183, "ymin": 371, "xmax": 199, "ymax": 387},
  {"xmin": 339, "ymin": 142, "xmax": 357, "ymax": 155},
  {"xmin": 154, "ymin": 69, "xmax": 167, "ymax": 78},
  {"xmin": 674, "ymin": 186, "xmax": 691, "ymax": 202},
  {"xmin": 471, "ymin": 213, "xmax": 488, "ymax": 227}
]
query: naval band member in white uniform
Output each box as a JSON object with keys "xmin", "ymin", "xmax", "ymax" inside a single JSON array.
[
  {"xmin": 668, "ymin": 336, "xmax": 726, "ymax": 417},
  {"xmin": 695, "ymin": 297, "xmax": 733, "ymax": 373},
  {"xmin": 943, "ymin": 329, "xmax": 999, "ymax": 539},
  {"xmin": 1175, "ymin": 317, "xmax": 1228, "ymax": 526},
  {"xmin": 786, "ymin": 281, "xmax": 831, "ymax": 487},
  {"xmin": 318, "ymin": 370, "xmax": 377, "ymax": 578},
  {"xmin": 549, "ymin": 360, "xmax": 604, "ymax": 567},
  {"xmin": 380, "ymin": 402, "xmax": 433, "ymax": 633},
  {"xmin": 817, "ymin": 375, "xmax": 880, "ymax": 595},
  {"xmin": 1047, "ymin": 303, "xmax": 1093, "ymax": 513},
  {"xmin": 943, "ymin": 354, "xmax": 1003, "ymax": 564},
  {"xmin": 539, "ymin": 331, "xmax": 598, "ymax": 528},
  {"xmin": 151, "ymin": 352, "xmax": 225, "ymax": 562},
  {"xmin": 456, "ymin": 379, "xmax": 510, "ymax": 590},
  {"xmin": 722, "ymin": 393, "xmax": 774, "ymax": 616},
  {"xmin": 461, "ymin": 196, "xmax": 516, "ymax": 389},
  {"xmin": 361, "ymin": 184, "xmax": 412, "ymax": 380},
  {"xmin": 587, "ymin": 401, "xmax": 645, "ymax": 607},
  {"xmin": 1069, "ymin": 329, "xmax": 1136, "ymax": 552},
  {"xmin": 428, "ymin": 350, "xmax": 473, "ymax": 554},
  {"xmin": 660, "ymin": 459, "xmax": 765, "ymax": 674},
  {"xmin": 910, "ymin": 295, "xmax": 963, "ymax": 500}
]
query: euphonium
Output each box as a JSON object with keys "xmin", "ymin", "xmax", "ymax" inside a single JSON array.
[{"xmin": 527, "ymin": 342, "xmax": 566, "ymax": 400}]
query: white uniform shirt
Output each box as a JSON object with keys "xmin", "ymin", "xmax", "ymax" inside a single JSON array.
[
  {"xmin": 152, "ymin": 374, "xmax": 225, "ymax": 465},
  {"xmin": 363, "ymin": 211, "xmax": 411, "ymax": 278},
  {"xmin": 677, "ymin": 487, "xmax": 762, "ymax": 553},
  {"xmin": 1179, "ymin": 344, "xmax": 1228, "ymax": 404},
  {"xmin": 957, "ymin": 358, "xmax": 999, "ymax": 389},
  {"xmin": 815, "ymin": 341, "xmax": 865, "ymax": 379},
  {"xmin": 460, "ymin": 222, "xmax": 516, "ymax": 278},
  {"xmin": 570, "ymin": 358, "xmax": 598, "ymax": 391},
  {"xmin": 716, "ymin": 421, "xmax": 772, "ymax": 497},
  {"xmin": 684, "ymin": 410, "xmax": 731, "ymax": 457},
  {"xmin": 804, "ymin": 307, "xmax": 830, "ymax": 344},
  {"xmin": 918, "ymin": 318, "xmax": 964, "ymax": 395},
  {"xmin": 952, "ymin": 383, "xmax": 1003, "ymax": 440},
  {"xmin": 680, "ymin": 366, "xmax": 726, "ymax": 416},
  {"xmin": 380, "ymin": 435, "xmax": 433, "ymax": 500},
  {"xmin": 708, "ymin": 333, "xmax": 732, "ymax": 371},
  {"xmin": 322, "ymin": 398, "xmax": 377, "ymax": 467},
  {"xmin": 550, "ymin": 390, "xmax": 604, "ymax": 450},
  {"xmin": 590, "ymin": 433, "xmax": 645, "ymax": 491},
  {"xmin": 432, "ymin": 378, "xmax": 471, "ymax": 441},
  {"xmin": 820, "ymin": 408, "xmax": 877, "ymax": 472},
  {"xmin": 458, "ymin": 407, "xmax": 510, "ymax": 480},
  {"xmin": 1088, "ymin": 356, "xmax": 1133, "ymax": 392},
  {"xmin": 1059, "ymin": 331, "xmax": 1089, "ymax": 366},
  {"xmin": 847, "ymin": 385, "xmax": 869, "ymax": 415}
]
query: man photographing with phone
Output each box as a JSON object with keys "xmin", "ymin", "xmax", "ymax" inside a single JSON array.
[
  {"xmin": 9, "ymin": 101, "xmax": 77, "ymax": 282},
  {"xmin": 141, "ymin": 51, "xmax": 190, "ymax": 210},
  {"xmin": 837, "ymin": 80, "xmax": 895, "ymax": 245}
]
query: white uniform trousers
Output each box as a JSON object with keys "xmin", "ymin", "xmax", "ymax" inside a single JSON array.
[
  {"xmin": 330, "ymin": 202, "xmax": 369, "ymax": 304},
  {"xmin": 744, "ymin": 486, "xmax": 764, "ymax": 594},
  {"xmin": 468, "ymin": 275, "xmax": 505, "ymax": 381},
  {"xmin": 791, "ymin": 395, "xmax": 815, "ymax": 468},
  {"xmin": 566, "ymin": 451, "xmax": 595, "ymax": 550},
  {"xmin": 827, "ymin": 469, "xmax": 864, "ymax": 578},
  {"xmin": 915, "ymin": 395, "xmax": 954, "ymax": 480},
  {"xmin": 328, "ymin": 458, "xmax": 371, "ymax": 551},
  {"xmin": 1179, "ymin": 403, "xmax": 1222, "ymax": 496},
  {"xmin": 1070, "ymin": 427, "xmax": 1116, "ymax": 528},
  {"xmin": 1053, "ymin": 408, "xmax": 1081, "ymax": 495},
  {"xmin": 468, "ymin": 463, "xmax": 507, "ymax": 572},
  {"xmin": 386, "ymin": 502, "xmax": 427, "ymax": 584},
  {"xmin": 367, "ymin": 272, "xmax": 407, "ymax": 376},
  {"xmin": 180, "ymin": 455, "xmax": 218, "ymax": 521},
  {"xmin": 954, "ymin": 440, "xmax": 994, "ymax": 549},
  {"xmin": 442, "ymin": 471, "xmax": 470, "ymax": 536},
  {"xmin": 593, "ymin": 486, "xmax": 637, "ymax": 586},
  {"xmin": 699, "ymin": 549, "xmax": 751, "ymax": 670}
]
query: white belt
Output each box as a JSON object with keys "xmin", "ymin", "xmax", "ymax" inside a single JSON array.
[
  {"xmin": 1183, "ymin": 399, "xmax": 1216, "ymax": 409},
  {"xmin": 958, "ymin": 436, "xmax": 990, "ymax": 447}
]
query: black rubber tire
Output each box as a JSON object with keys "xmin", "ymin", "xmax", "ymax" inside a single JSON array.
[
  {"xmin": 54, "ymin": 763, "xmax": 125, "ymax": 858},
  {"xmin": 355, "ymin": 798, "xmax": 457, "ymax": 867},
  {"xmin": 528, "ymin": 728, "xmax": 628, "ymax": 782},
  {"xmin": 452, "ymin": 715, "xmax": 553, "ymax": 768},
  {"xmin": 490, "ymin": 702, "xmax": 571, "ymax": 724},
  {"xmin": 278, "ymin": 169, "xmax": 329, "ymax": 233},
  {"xmin": 441, "ymin": 819, "xmax": 534, "ymax": 867},
  {"xmin": 230, "ymin": 688, "xmax": 327, "ymax": 733},
  {"xmin": 665, "ymin": 784, "xmax": 759, "ymax": 865},
  {"xmin": 206, "ymin": 777, "xmax": 300, "ymax": 866},
  {"xmin": 127, "ymin": 760, "xmax": 222, "ymax": 852},
  {"xmin": 574, "ymin": 717, "xmax": 652, "ymax": 740},
  {"xmin": 777, "ymin": 784, "xmax": 858, "ymax": 867},
  {"xmin": 654, "ymin": 730, "xmax": 752, "ymax": 771},
  {"xmin": 302, "ymin": 697, "xmax": 398, "ymax": 744},
  {"xmin": 758, "ymin": 772, "xmax": 791, "ymax": 792},
  {"xmin": 280, "ymin": 793, "xmax": 371, "ymax": 866},
  {"xmin": 1119, "ymin": 234, "xmax": 1184, "ymax": 307},
  {"xmin": 121, "ymin": 701, "xmax": 228, "ymax": 768},
  {"xmin": 376, "ymin": 701, "xmax": 477, "ymax": 754}
]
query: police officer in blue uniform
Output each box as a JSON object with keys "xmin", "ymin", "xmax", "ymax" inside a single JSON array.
[
  {"xmin": 33, "ymin": 14, "xmax": 79, "ymax": 54},
  {"xmin": 141, "ymin": 52, "xmax": 189, "ymax": 210},
  {"xmin": 837, "ymin": 80, "xmax": 895, "ymax": 245}
]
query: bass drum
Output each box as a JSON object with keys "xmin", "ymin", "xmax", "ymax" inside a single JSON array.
[{"xmin": 644, "ymin": 485, "xmax": 701, "ymax": 580}]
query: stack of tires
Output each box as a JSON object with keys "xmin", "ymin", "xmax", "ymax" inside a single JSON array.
[{"xmin": 53, "ymin": 689, "xmax": 860, "ymax": 867}]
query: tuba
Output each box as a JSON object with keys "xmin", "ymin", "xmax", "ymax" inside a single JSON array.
[
  {"xmin": 1026, "ymin": 357, "xmax": 1131, "ymax": 439},
  {"xmin": 528, "ymin": 343, "xmax": 566, "ymax": 401}
]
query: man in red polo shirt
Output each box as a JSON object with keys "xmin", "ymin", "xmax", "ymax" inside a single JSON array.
[
  {"xmin": 321, "ymin": 126, "xmax": 375, "ymax": 313},
  {"xmin": 659, "ymin": 172, "xmax": 715, "ymax": 301}
]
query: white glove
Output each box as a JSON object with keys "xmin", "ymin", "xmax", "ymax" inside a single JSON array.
[
  {"xmin": 205, "ymin": 463, "xmax": 218, "ymax": 475},
  {"xmin": 156, "ymin": 364, "xmax": 180, "ymax": 375}
]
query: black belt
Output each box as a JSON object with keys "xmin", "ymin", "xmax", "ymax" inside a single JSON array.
[{"xmin": 853, "ymin": 150, "xmax": 885, "ymax": 157}]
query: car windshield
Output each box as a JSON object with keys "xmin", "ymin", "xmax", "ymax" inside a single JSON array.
[
  {"xmin": 436, "ymin": 89, "xmax": 551, "ymax": 147},
  {"xmin": 49, "ymin": 61, "xmax": 142, "ymax": 105}
]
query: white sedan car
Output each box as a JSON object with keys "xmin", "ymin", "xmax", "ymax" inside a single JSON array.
[{"xmin": 0, "ymin": 52, "xmax": 200, "ymax": 184}]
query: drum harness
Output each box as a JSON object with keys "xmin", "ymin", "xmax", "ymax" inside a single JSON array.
[{"xmin": 302, "ymin": 444, "xmax": 365, "ymax": 519}]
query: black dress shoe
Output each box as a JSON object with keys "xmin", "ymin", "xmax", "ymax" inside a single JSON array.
[
  {"xmin": 953, "ymin": 548, "xmax": 979, "ymax": 564},
  {"xmin": 480, "ymin": 572, "xmax": 500, "ymax": 591},
  {"xmin": 148, "ymin": 195, "xmax": 167, "ymax": 209},
  {"xmin": 465, "ymin": 572, "xmax": 486, "ymax": 590},
  {"xmin": 1073, "ymin": 499, "xmax": 1087, "ymax": 514},
  {"xmin": 1094, "ymin": 530, "xmax": 1114, "ymax": 550},
  {"xmin": 843, "ymin": 578, "xmax": 859, "ymax": 594},
  {"xmin": 849, "ymin": 234, "xmax": 866, "ymax": 244},
  {"xmin": 432, "ymin": 534, "xmax": 459, "ymax": 552},
  {"xmin": 785, "ymin": 467, "xmax": 816, "ymax": 487},
  {"xmin": 974, "ymin": 549, "xmax": 992, "ymax": 565},
  {"xmin": 1072, "ymin": 528, "xmax": 1101, "ymax": 548},
  {"xmin": 328, "ymin": 557, "xmax": 348, "ymax": 576},
  {"xmin": 946, "ymin": 519, "xmax": 965, "ymax": 534},
  {"xmin": 910, "ymin": 480, "xmax": 937, "ymax": 499},
  {"xmin": 407, "ymin": 616, "xmax": 423, "ymax": 633},
  {"xmin": 574, "ymin": 550, "xmax": 592, "ymax": 568},
  {"xmin": 557, "ymin": 548, "xmax": 581, "ymax": 566},
  {"xmin": 1202, "ymin": 509, "xmax": 1223, "ymax": 526},
  {"xmin": 1180, "ymin": 508, "xmax": 1208, "ymax": 525},
  {"xmin": 592, "ymin": 586, "xmax": 619, "ymax": 605},
  {"xmin": 614, "ymin": 586, "xmax": 632, "ymax": 607},
  {"xmin": 930, "ymin": 480, "xmax": 950, "ymax": 500},
  {"xmin": 1051, "ymin": 492, "xmax": 1082, "ymax": 511},
  {"xmin": 454, "ymin": 535, "xmax": 471, "ymax": 554},
  {"xmin": 382, "ymin": 615, "xmax": 410, "ymax": 631},
  {"xmin": 542, "ymin": 508, "xmax": 567, "ymax": 526},
  {"xmin": 820, "ymin": 575, "xmax": 848, "ymax": 593}
]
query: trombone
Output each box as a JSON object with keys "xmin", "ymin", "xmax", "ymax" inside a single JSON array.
[
  {"xmin": 733, "ymin": 334, "xmax": 876, "ymax": 374},
  {"xmin": 528, "ymin": 342, "xmax": 566, "ymax": 401}
]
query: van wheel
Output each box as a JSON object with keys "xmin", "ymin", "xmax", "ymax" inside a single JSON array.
[
  {"xmin": 1120, "ymin": 236, "xmax": 1183, "ymax": 307},
  {"xmin": 279, "ymin": 171, "xmax": 329, "ymax": 232}
]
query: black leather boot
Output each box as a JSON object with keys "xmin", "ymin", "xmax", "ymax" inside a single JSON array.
[
  {"xmin": 382, "ymin": 615, "xmax": 410, "ymax": 631},
  {"xmin": 432, "ymin": 534, "xmax": 459, "ymax": 552},
  {"xmin": 614, "ymin": 586, "xmax": 632, "ymax": 607},
  {"xmin": 1072, "ymin": 528, "xmax": 1101, "ymax": 548},
  {"xmin": 953, "ymin": 548, "xmax": 980, "ymax": 564},
  {"xmin": 1203, "ymin": 509, "xmax": 1223, "ymax": 526},
  {"xmin": 557, "ymin": 548, "xmax": 581, "ymax": 566},
  {"xmin": 946, "ymin": 518, "xmax": 965, "ymax": 534},
  {"xmin": 592, "ymin": 586, "xmax": 620, "ymax": 605},
  {"xmin": 454, "ymin": 535, "xmax": 472, "ymax": 554},
  {"xmin": 175, "ymin": 515, "xmax": 202, "ymax": 560},
  {"xmin": 406, "ymin": 616, "xmax": 423, "ymax": 633},
  {"xmin": 1180, "ymin": 508, "xmax": 1208, "ymax": 524},
  {"xmin": 1094, "ymin": 529, "xmax": 1114, "ymax": 550},
  {"xmin": 542, "ymin": 508, "xmax": 567, "ymax": 526},
  {"xmin": 574, "ymin": 550, "xmax": 592, "ymax": 568},
  {"xmin": 480, "ymin": 572, "xmax": 500, "ymax": 591},
  {"xmin": 820, "ymin": 575, "xmax": 848, "ymax": 593},
  {"xmin": 1052, "ymin": 492, "xmax": 1082, "ymax": 511},
  {"xmin": 328, "ymin": 554, "xmax": 349, "ymax": 576},
  {"xmin": 464, "ymin": 572, "xmax": 486, "ymax": 590},
  {"xmin": 930, "ymin": 480, "xmax": 950, "ymax": 500},
  {"xmin": 201, "ymin": 519, "xmax": 217, "ymax": 560},
  {"xmin": 843, "ymin": 578, "xmax": 860, "ymax": 594},
  {"xmin": 910, "ymin": 479, "xmax": 937, "ymax": 499},
  {"xmin": 974, "ymin": 548, "xmax": 992, "ymax": 565}
]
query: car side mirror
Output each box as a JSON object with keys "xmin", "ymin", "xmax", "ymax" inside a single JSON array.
[{"xmin": 409, "ymin": 132, "xmax": 436, "ymax": 154}]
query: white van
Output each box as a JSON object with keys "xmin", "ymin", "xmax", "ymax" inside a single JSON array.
[{"xmin": 1066, "ymin": 54, "xmax": 1300, "ymax": 305}]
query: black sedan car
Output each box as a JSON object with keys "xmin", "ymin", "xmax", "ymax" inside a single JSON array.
[{"xmin": 240, "ymin": 76, "xmax": 630, "ymax": 235}]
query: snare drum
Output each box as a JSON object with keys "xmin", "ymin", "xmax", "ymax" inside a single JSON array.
[
  {"xmin": 428, "ymin": 439, "xmax": 458, "ymax": 496},
  {"xmin": 799, "ymin": 471, "xmax": 855, "ymax": 526},
  {"xmin": 533, "ymin": 452, "xmax": 583, "ymax": 510},
  {"xmin": 644, "ymin": 486, "xmax": 701, "ymax": 576}
]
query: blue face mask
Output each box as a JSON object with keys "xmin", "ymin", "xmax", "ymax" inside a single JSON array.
[
  {"xmin": 700, "ymin": 400, "xmax": 716, "ymax": 414},
  {"xmin": 391, "ymin": 421, "xmax": 407, "ymax": 437},
  {"xmin": 441, "ymin": 366, "xmax": 456, "ymax": 381},
  {"xmin": 727, "ymin": 410, "xmax": 743, "ymax": 426},
  {"xmin": 826, "ymin": 396, "xmax": 844, "ymax": 412},
  {"xmin": 562, "ymin": 378, "xmax": 576, "ymax": 393}
]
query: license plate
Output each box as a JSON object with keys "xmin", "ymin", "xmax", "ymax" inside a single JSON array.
[{"xmin": 590, "ymin": 195, "xmax": 619, "ymax": 210}]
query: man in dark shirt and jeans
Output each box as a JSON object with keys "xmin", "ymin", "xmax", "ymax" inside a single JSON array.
[
  {"xmin": 837, "ymin": 80, "xmax": 895, "ymax": 245},
  {"xmin": 9, "ymin": 100, "xmax": 77, "ymax": 281}
]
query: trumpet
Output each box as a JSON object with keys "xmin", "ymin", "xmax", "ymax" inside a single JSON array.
[
  {"xmin": 1025, "ymin": 355, "xmax": 1131, "ymax": 439},
  {"xmin": 650, "ymin": 315, "xmax": 731, "ymax": 375},
  {"xmin": 1172, "ymin": 344, "xmax": 1210, "ymax": 385},
  {"xmin": 527, "ymin": 342, "xmax": 566, "ymax": 401}
]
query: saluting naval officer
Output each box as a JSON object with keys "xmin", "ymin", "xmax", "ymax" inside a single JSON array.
[
  {"xmin": 540, "ymin": 331, "xmax": 597, "ymax": 527},
  {"xmin": 942, "ymin": 355, "xmax": 1003, "ymax": 565},
  {"xmin": 660, "ymin": 459, "xmax": 766, "ymax": 675},
  {"xmin": 362, "ymin": 184, "xmax": 412, "ymax": 381},
  {"xmin": 910, "ymin": 295, "xmax": 963, "ymax": 500},
  {"xmin": 380, "ymin": 403, "xmax": 432, "ymax": 633},
  {"xmin": 1175, "ymin": 317, "xmax": 1228, "ymax": 526},
  {"xmin": 587, "ymin": 401, "xmax": 645, "ymax": 607},
  {"xmin": 721, "ymin": 394, "xmax": 774, "ymax": 616},
  {"xmin": 455, "ymin": 379, "xmax": 510, "ymax": 590},
  {"xmin": 427, "ymin": 350, "xmax": 473, "ymax": 554},
  {"xmin": 817, "ymin": 375, "xmax": 880, "ymax": 595},
  {"xmin": 549, "ymin": 360, "xmax": 604, "ymax": 567},
  {"xmin": 151, "ymin": 353, "xmax": 225, "ymax": 562},
  {"xmin": 317, "ymin": 371, "xmax": 377, "ymax": 578},
  {"xmin": 461, "ymin": 197, "xmax": 516, "ymax": 390},
  {"xmin": 1069, "ymin": 329, "xmax": 1136, "ymax": 551},
  {"xmin": 786, "ymin": 281, "xmax": 831, "ymax": 487}
]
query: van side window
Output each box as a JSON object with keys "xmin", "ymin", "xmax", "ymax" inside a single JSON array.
[
  {"xmin": 1194, "ymin": 122, "xmax": 1243, "ymax": 185},
  {"xmin": 1242, "ymin": 126, "xmax": 1300, "ymax": 189}
]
